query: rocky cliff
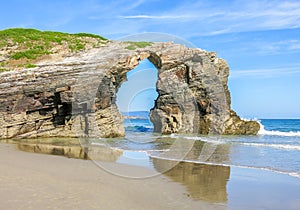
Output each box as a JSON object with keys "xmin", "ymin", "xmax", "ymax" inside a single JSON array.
[{"xmin": 0, "ymin": 39, "xmax": 259, "ymax": 139}]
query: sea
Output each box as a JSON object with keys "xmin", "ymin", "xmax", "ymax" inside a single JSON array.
[{"xmin": 91, "ymin": 112, "xmax": 300, "ymax": 179}]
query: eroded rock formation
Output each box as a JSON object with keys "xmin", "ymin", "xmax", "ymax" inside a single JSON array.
[{"xmin": 0, "ymin": 41, "xmax": 259, "ymax": 139}]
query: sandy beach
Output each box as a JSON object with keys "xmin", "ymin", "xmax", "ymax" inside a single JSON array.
[
  {"xmin": 0, "ymin": 143, "xmax": 222, "ymax": 210},
  {"xmin": 1, "ymin": 142, "xmax": 300, "ymax": 210}
]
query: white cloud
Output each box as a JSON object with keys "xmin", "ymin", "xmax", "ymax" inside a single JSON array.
[
  {"xmin": 66, "ymin": 0, "xmax": 300, "ymax": 40},
  {"xmin": 287, "ymin": 40, "xmax": 300, "ymax": 50},
  {"xmin": 2, "ymin": 0, "xmax": 300, "ymax": 38},
  {"xmin": 126, "ymin": 0, "xmax": 147, "ymax": 10},
  {"xmin": 119, "ymin": 15, "xmax": 196, "ymax": 19},
  {"xmin": 250, "ymin": 39, "xmax": 300, "ymax": 55},
  {"xmin": 114, "ymin": 0, "xmax": 300, "ymax": 37}
]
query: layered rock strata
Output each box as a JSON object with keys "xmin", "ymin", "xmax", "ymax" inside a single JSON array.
[{"xmin": 0, "ymin": 42, "xmax": 259, "ymax": 139}]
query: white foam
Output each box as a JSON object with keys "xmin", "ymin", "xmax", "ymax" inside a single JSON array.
[
  {"xmin": 288, "ymin": 171, "xmax": 300, "ymax": 179},
  {"xmin": 90, "ymin": 142, "xmax": 125, "ymax": 152},
  {"xmin": 185, "ymin": 136, "xmax": 224, "ymax": 145},
  {"xmin": 241, "ymin": 117, "xmax": 259, "ymax": 122},
  {"xmin": 241, "ymin": 142, "xmax": 300, "ymax": 151},
  {"xmin": 169, "ymin": 134, "xmax": 225, "ymax": 145},
  {"xmin": 257, "ymin": 120, "xmax": 300, "ymax": 137},
  {"xmin": 229, "ymin": 164, "xmax": 300, "ymax": 179},
  {"xmin": 128, "ymin": 149, "xmax": 170, "ymax": 154}
]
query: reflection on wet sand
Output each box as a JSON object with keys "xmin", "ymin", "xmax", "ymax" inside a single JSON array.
[
  {"xmin": 13, "ymin": 136, "xmax": 231, "ymax": 203},
  {"xmin": 151, "ymin": 139, "xmax": 231, "ymax": 203},
  {"xmin": 15, "ymin": 138, "xmax": 123, "ymax": 162},
  {"xmin": 152, "ymin": 158, "xmax": 230, "ymax": 203}
]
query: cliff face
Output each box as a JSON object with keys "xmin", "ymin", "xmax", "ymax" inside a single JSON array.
[{"xmin": 0, "ymin": 41, "xmax": 259, "ymax": 139}]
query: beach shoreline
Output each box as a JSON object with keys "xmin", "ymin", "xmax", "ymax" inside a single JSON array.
[
  {"xmin": 0, "ymin": 143, "xmax": 222, "ymax": 210},
  {"xmin": 1, "ymin": 142, "xmax": 300, "ymax": 210}
]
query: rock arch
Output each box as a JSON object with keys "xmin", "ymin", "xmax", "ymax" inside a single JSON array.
[{"xmin": 0, "ymin": 42, "xmax": 259, "ymax": 139}]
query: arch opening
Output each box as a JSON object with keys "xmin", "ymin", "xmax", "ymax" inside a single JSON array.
[
  {"xmin": 116, "ymin": 59, "xmax": 158, "ymax": 132},
  {"xmin": 116, "ymin": 59, "xmax": 158, "ymax": 133}
]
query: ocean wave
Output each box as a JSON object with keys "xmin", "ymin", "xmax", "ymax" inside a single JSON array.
[
  {"xmin": 229, "ymin": 164, "xmax": 300, "ymax": 179},
  {"xmin": 125, "ymin": 125, "xmax": 153, "ymax": 128},
  {"xmin": 257, "ymin": 121, "xmax": 300, "ymax": 137},
  {"xmin": 89, "ymin": 143, "xmax": 171, "ymax": 156},
  {"xmin": 240, "ymin": 142, "xmax": 300, "ymax": 151},
  {"xmin": 91, "ymin": 142, "xmax": 107, "ymax": 146},
  {"xmin": 169, "ymin": 134, "xmax": 225, "ymax": 144},
  {"xmin": 125, "ymin": 125, "xmax": 153, "ymax": 132},
  {"xmin": 241, "ymin": 117, "xmax": 259, "ymax": 122},
  {"xmin": 258, "ymin": 129, "xmax": 300, "ymax": 137},
  {"xmin": 90, "ymin": 142, "xmax": 124, "ymax": 151},
  {"xmin": 170, "ymin": 133, "xmax": 300, "ymax": 150}
]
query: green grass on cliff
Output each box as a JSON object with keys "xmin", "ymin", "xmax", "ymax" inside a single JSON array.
[
  {"xmin": 125, "ymin": 41, "xmax": 152, "ymax": 50},
  {"xmin": 0, "ymin": 28, "xmax": 107, "ymax": 49},
  {"xmin": 0, "ymin": 28, "xmax": 108, "ymax": 71}
]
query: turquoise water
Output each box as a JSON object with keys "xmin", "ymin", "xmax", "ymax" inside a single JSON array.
[
  {"xmin": 94, "ymin": 117, "xmax": 300, "ymax": 178},
  {"xmin": 260, "ymin": 119, "xmax": 300, "ymax": 133}
]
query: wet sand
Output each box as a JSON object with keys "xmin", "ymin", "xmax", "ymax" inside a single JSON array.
[
  {"xmin": 227, "ymin": 167, "xmax": 300, "ymax": 210},
  {"xmin": 0, "ymin": 143, "xmax": 222, "ymax": 210},
  {"xmin": 1, "ymin": 142, "xmax": 300, "ymax": 210}
]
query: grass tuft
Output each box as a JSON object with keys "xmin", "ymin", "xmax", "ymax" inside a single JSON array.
[
  {"xmin": 25, "ymin": 63, "xmax": 37, "ymax": 68},
  {"xmin": 125, "ymin": 41, "xmax": 152, "ymax": 50}
]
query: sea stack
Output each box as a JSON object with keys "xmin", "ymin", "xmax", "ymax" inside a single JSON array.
[{"xmin": 0, "ymin": 30, "xmax": 260, "ymax": 139}]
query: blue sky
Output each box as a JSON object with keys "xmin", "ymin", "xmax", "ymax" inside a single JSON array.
[
  {"xmin": 1, "ymin": 0, "xmax": 300, "ymax": 118},
  {"xmin": 116, "ymin": 60, "xmax": 158, "ymax": 112}
]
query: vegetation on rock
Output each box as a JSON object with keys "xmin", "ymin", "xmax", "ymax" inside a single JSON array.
[
  {"xmin": 0, "ymin": 28, "xmax": 108, "ymax": 71},
  {"xmin": 125, "ymin": 41, "xmax": 152, "ymax": 50}
]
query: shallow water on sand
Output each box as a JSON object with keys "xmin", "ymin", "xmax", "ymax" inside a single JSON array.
[
  {"xmin": 113, "ymin": 118, "xmax": 300, "ymax": 179},
  {"xmin": 6, "ymin": 118, "xmax": 300, "ymax": 179},
  {"xmin": 3, "ymin": 118, "xmax": 300, "ymax": 209}
]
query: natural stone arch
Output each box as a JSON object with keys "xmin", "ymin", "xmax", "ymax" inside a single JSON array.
[
  {"xmin": 0, "ymin": 42, "xmax": 260, "ymax": 139},
  {"xmin": 90, "ymin": 50, "xmax": 201, "ymax": 137}
]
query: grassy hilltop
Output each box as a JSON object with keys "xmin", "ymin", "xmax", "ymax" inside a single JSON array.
[{"xmin": 0, "ymin": 28, "xmax": 108, "ymax": 71}]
